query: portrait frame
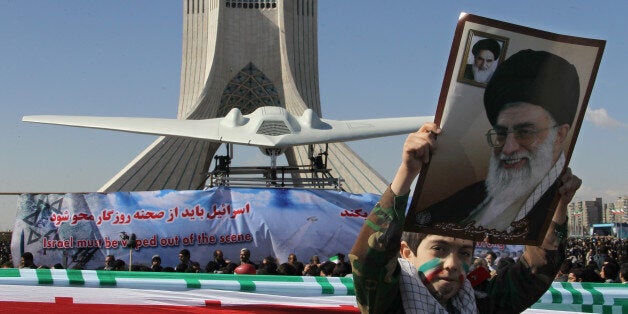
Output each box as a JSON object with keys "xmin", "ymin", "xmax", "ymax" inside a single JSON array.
[
  {"xmin": 404, "ymin": 13, "xmax": 605, "ymax": 245},
  {"xmin": 457, "ymin": 30, "xmax": 510, "ymax": 88}
]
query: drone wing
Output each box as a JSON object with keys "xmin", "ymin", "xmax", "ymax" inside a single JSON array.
[{"xmin": 23, "ymin": 106, "xmax": 434, "ymax": 148}]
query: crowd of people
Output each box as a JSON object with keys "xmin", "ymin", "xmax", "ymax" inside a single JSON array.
[
  {"xmin": 5, "ymin": 247, "xmax": 353, "ymax": 278},
  {"xmin": 3, "ymin": 235, "xmax": 627, "ymax": 285},
  {"xmin": 465, "ymin": 235, "xmax": 628, "ymax": 285},
  {"xmin": 0, "ymin": 238, "xmax": 11, "ymax": 268},
  {"xmin": 554, "ymin": 236, "xmax": 628, "ymax": 283}
]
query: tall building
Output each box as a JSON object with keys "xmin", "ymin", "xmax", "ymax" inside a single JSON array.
[
  {"xmin": 568, "ymin": 198, "xmax": 603, "ymax": 237},
  {"xmin": 100, "ymin": 0, "xmax": 388, "ymax": 194},
  {"xmin": 568, "ymin": 202, "xmax": 586, "ymax": 237},
  {"xmin": 605, "ymin": 196, "xmax": 628, "ymax": 224}
]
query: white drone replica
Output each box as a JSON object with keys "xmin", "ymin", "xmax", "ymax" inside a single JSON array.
[{"xmin": 23, "ymin": 106, "xmax": 433, "ymax": 170}]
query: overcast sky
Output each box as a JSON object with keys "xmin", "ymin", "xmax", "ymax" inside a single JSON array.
[{"xmin": 1, "ymin": 1, "xmax": 626, "ymax": 231}]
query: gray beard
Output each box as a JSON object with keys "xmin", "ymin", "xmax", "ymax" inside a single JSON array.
[
  {"xmin": 485, "ymin": 129, "xmax": 557, "ymax": 206},
  {"xmin": 472, "ymin": 64, "xmax": 495, "ymax": 83}
]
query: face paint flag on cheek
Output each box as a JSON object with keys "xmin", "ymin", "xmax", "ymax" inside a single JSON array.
[{"xmin": 418, "ymin": 258, "xmax": 444, "ymax": 285}]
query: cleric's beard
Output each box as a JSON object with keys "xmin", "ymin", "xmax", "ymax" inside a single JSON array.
[
  {"xmin": 472, "ymin": 64, "xmax": 495, "ymax": 83},
  {"xmin": 485, "ymin": 129, "xmax": 557, "ymax": 203}
]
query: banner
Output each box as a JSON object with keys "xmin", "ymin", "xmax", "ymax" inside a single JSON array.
[
  {"xmin": 11, "ymin": 188, "xmax": 379, "ymax": 270},
  {"xmin": 473, "ymin": 242, "xmax": 524, "ymax": 261}
]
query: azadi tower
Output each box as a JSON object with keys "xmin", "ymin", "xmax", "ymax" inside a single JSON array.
[{"xmin": 100, "ymin": 0, "xmax": 388, "ymax": 195}]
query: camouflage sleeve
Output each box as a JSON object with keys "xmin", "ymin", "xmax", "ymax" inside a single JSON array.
[
  {"xmin": 349, "ymin": 186, "xmax": 408, "ymax": 314},
  {"xmin": 477, "ymin": 221, "xmax": 568, "ymax": 314}
]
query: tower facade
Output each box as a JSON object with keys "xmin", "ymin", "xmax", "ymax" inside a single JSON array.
[{"xmin": 100, "ymin": 0, "xmax": 388, "ymax": 194}]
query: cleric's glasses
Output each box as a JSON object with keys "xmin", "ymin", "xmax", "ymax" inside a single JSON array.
[{"xmin": 486, "ymin": 125, "xmax": 557, "ymax": 148}]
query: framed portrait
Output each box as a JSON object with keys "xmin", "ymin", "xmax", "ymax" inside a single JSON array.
[
  {"xmin": 404, "ymin": 13, "xmax": 605, "ymax": 245},
  {"xmin": 457, "ymin": 30, "xmax": 509, "ymax": 88}
]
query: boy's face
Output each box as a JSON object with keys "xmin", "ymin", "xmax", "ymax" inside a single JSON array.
[{"xmin": 403, "ymin": 235, "xmax": 474, "ymax": 303}]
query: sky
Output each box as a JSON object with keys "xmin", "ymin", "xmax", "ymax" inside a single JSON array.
[{"xmin": 0, "ymin": 0, "xmax": 626, "ymax": 231}]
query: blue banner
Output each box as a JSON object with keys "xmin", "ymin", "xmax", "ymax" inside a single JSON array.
[{"xmin": 11, "ymin": 188, "xmax": 379, "ymax": 270}]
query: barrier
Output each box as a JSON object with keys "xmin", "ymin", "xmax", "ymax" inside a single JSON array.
[
  {"xmin": 0, "ymin": 269, "xmax": 626, "ymax": 313},
  {"xmin": 0, "ymin": 268, "xmax": 358, "ymax": 313},
  {"xmin": 532, "ymin": 282, "xmax": 628, "ymax": 313}
]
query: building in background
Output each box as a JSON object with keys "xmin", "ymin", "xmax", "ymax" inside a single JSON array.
[
  {"xmin": 568, "ymin": 196, "xmax": 628, "ymax": 236},
  {"xmin": 604, "ymin": 196, "xmax": 628, "ymax": 224},
  {"xmin": 568, "ymin": 198, "xmax": 603, "ymax": 237}
]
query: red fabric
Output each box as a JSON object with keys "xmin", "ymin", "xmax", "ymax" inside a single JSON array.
[
  {"xmin": 0, "ymin": 301, "xmax": 360, "ymax": 314},
  {"xmin": 467, "ymin": 266, "xmax": 491, "ymax": 287}
]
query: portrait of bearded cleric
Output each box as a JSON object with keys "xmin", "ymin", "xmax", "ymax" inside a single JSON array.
[
  {"xmin": 459, "ymin": 32, "xmax": 508, "ymax": 87},
  {"xmin": 412, "ymin": 49, "xmax": 583, "ymax": 243}
]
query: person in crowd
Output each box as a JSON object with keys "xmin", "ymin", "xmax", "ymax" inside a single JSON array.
[
  {"xmin": 554, "ymin": 259, "xmax": 572, "ymax": 282},
  {"xmin": 568, "ymin": 267, "xmax": 602, "ymax": 283},
  {"xmin": 219, "ymin": 259, "xmax": 238, "ymax": 274},
  {"xmin": 586, "ymin": 260, "xmax": 600, "ymax": 273},
  {"xmin": 103, "ymin": 254, "xmax": 116, "ymax": 270},
  {"xmin": 151, "ymin": 254, "xmax": 163, "ymax": 272},
  {"xmin": 20, "ymin": 252, "xmax": 37, "ymax": 269},
  {"xmin": 52, "ymin": 263, "xmax": 64, "ymax": 269},
  {"xmin": 190, "ymin": 261, "xmax": 202, "ymax": 273},
  {"xmin": 484, "ymin": 251, "xmax": 497, "ymax": 272},
  {"xmin": 470, "ymin": 256, "xmax": 489, "ymax": 273},
  {"xmin": 319, "ymin": 261, "xmax": 335, "ymax": 277},
  {"xmin": 131, "ymin": 264, "xmax": 151, "ymax": 271},
  {"xmin": 257, "ymin": 256, "xmax": 278, "ymax": 275},
  {"xmin": 586, "ymin": 248, "xmax": 595, "ymax": 264},
  {"xmin": 239, "ymin": 248, "xmax": 258, "ymax": 269},
  {"xmin": 176, "ymin": 249, "xmax": 195, "ymax": 272},
  {"xmin": 113, "ymin": 259, "xmax": 126, "ymax": 271},
  {"xmin": 567, "ymin": 267, "xmax": 586, "ymax": 282},
  {"xmin": 620, "ymin": 263, "xmax": 628, "ymax": 284},
  {"xmin": 277, "ymin": 262, "xmax": 299, "ymax": 276},
  {"xmin": 332, "ymin": 261, "xmax": 351, "ymax": 277},
  {"xmin": 303, "ymin": 255, "xmax": 321, "ymax": 276},
  {"xmin": 334, "ymin": 253, "xmax": 351, "ymax": 277},
  {"xmin": 205, "ymin": 249, "xmax": 228, "ymax": 273},
  {"xmin": 350, "ymin": 121, "xmax": 581, "ymax": 313},
  {"xmin": 287, "ymin": 253, "xmax": 305, "ymax": 275},
  {"xmin": 600, "ymin": 261, "xmax": 620, "ymax": 283}
]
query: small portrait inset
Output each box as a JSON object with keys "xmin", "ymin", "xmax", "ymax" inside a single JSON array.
[{"xmin": 458, "ymin": 31, "xmax": 509, "ymax": 87}]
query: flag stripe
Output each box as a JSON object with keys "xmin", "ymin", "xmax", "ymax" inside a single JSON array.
[
  {"xmin": 581, "ymin": 282, "xmax": 605, "ymax": 305},
  {"xmin": 547, "ymin": 285, "xmax": 562, "ymax": 304},
  {"xmin": 2, "ymin": 269, "xmax": 628, "ymax": 313},
  {"xmin": 315, "ymin": 276, "xmax": 335, "ymax": 294},
  {"xmin": 66, "ymin": 269, "xmax": 85, "ymax": 285}
]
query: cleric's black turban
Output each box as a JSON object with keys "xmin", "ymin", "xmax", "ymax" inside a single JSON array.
[
  {"xmin": 472, "ymin": 38, "xmax": 501, "ymax": 59},
  {"xmin": 484, "ymin": 49, "xmax": 580, "ymax": 126}
]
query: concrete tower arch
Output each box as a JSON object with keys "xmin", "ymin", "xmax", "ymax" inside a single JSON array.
[{"xmin": 100, "ymin": 0, "xmax": 388, "ymax": 194}]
